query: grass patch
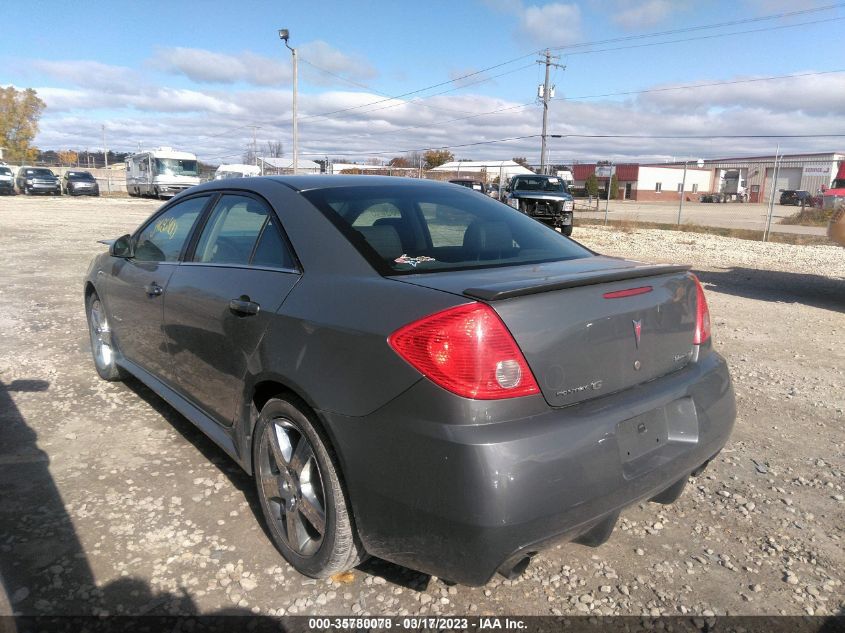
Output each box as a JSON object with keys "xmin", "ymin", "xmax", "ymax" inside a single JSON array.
[
  {"xmin": 778, "ymin": 206, "xmax": 832, "ymax": 226},
  {"xmin": 574, "ymin": 217, "xmax": 834, "ymax": 246}
]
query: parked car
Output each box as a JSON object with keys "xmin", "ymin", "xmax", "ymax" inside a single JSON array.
[
  {"xmin": 504, "ymin": 174, "xmax": 575, "ymax": 235},
  {"xmin": 0, "ymin": 165, "xmax": 14, "ymax": 195},
  {"xmin": 779, "ymin": 189, "xmax": 813, "ymax": 206},
  {"xmin": 448, "ymin": 179, "xmax": 489, "ymax": 194},
  {"xmin": 84, "ymin": 176, "xmax": 735, "ymax": 586},
  {"xmin": 63, "ymin": 170, "xmax": 100, "ymax": 196},
  {"xmin": 16, "ymin": 166, "xmax": 61, "ymax": 195}
]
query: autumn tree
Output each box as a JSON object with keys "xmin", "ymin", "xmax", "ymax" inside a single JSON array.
[
  {"xmin": 512, "ymin": 157, "xmax": 530, "ymax": 169},
  {"xmin": 585, "ymin": 173, "xmax": 599, "ymax": 197},
  {"xmin": 0, "ymin": 87, "xmax": 46, "ymax": 163},
  {"xmin": 423, "ymin": 149, "xmax": 454, "ymax": 169},
  {"xmin": 388, "ymin": 156, "xmax": 411, "ymax": 168},
  {"xmin": 58, "ymin": 150, "xmax": 78, "ymax": 166}
]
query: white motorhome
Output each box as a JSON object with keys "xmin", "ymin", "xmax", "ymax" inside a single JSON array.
[
  {"xmin": 214, "ymin": 163, "xmax": 261, "ymax": 180},
  {"xmin": 125, "ymin": 147, "xmax": 200, "ymax": 199}
]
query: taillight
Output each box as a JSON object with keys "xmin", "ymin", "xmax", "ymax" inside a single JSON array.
[
  {"xmin": 388, "ymin": 303, "xmax": 540, "ymax": 400},
  {"xmin": 692, "ymin": 275, "xmax": 711, "ymax": 345}
]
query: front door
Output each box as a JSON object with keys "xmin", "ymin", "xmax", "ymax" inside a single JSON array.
[
  {"xmin": 624, "ymin": 182, "xmax": 632, "ymax": 200},
  {"xmin": 163, "ymin": 193, "xmax": 300, "ymax": 426},
  {"xmin": 105, "ymin": 195, "xmax": 211, "ymax": 381}
]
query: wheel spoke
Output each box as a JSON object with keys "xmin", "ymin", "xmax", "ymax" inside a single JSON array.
[
  {"xmin": 285, "ymin": 507, "xmax": 302, "ymax": 551},
  {"xmin": 298, "ymin": 495, "xmax": 325, "ymax": 536},
  {"xmin": 260, "ymin": 475, "xmax": 284, "ymax": 502},
  {"xmin": 268, "ymin": 423, "xmax": 291, "ymax": 469},
  {"xmin": 289, "ymin": 437, "xmax": 314, "ymax": 477}
]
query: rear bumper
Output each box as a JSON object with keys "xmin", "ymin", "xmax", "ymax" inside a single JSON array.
[{"xmin": 322, "ymin": 350, "xmax": 735, "ymax": 585}]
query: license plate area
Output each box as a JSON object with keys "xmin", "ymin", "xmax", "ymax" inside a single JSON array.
[{"xmin": 616, "ymin": 397, "xmax": 698, "ymax": 479}]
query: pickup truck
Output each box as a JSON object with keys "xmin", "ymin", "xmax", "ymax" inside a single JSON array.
[{"xmin": 504, "ymin": 174, "xmax": 575, "ymax": 235}]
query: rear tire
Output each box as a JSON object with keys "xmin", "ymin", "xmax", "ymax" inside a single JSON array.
[
  {"xmin": 86, "ymin": 292, "xmax": 126, "ymax": 381},
  {"xmin": 253, "ymin": 397, "xmax": 365, "ymax": 579}
]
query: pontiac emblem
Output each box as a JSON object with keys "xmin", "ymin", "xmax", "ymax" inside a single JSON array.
[{"xmin": 632, "ymin": 319, "xmax": 642, "ymax": 349}]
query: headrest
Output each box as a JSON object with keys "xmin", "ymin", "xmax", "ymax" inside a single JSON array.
[
  {"xmin": 356, "ymin": 225, "xmax": 403, "ymax": 260},
  {"xmin": 463, "ymin": 220, "xmax": 513, "ymax": 253}
]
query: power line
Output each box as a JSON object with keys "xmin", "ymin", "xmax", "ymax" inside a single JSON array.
[
  {"xmin": 550, "ymin": 133, "xmax": 845, "ymax": 139},
  {"xmin": 549, "ymin": 3, "xmax": 844, "ymax": 51},
  {"xmin": 564, "ymin": 69, "xmax": 845, "ymax": 101},
  {"xmin": 296, "ymin": 134, "xmax": 542, "ymax": 157},
  {"xmin": 561, "ymin": 16, "xmax": 845, "ymax": 57}
]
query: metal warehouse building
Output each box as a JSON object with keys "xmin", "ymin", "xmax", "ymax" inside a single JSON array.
[{"xmin": 699, "ymin": 152, "xmax": 844, "ymax": 203}]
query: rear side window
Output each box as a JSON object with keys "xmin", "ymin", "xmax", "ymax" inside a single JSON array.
[
  {"xmin": 194, "ymin": 194, "xmax": 294, "ymax": 269},
  {"xmin": 302, "ymin": 185, "xmax": 591, "ymax": 275},
  {"xmin": 134, "ymin": 195, "xmax": 209, "ymax": 262}
]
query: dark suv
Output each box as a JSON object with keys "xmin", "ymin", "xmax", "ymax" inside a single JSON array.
[
  {"xmin": 0, "ymin": 165, "xmax": 14, "ymax": 195},
  {"xmin": 63, "ymin": 170, "xmax": 100, "ymax": 196},
  {"xmin": 16, "ymin": 167, "xmax": 61, "ymax": 195},
  {"xmin": 779, "ymin": 189, "xmax": 813, "ymax": 206}
]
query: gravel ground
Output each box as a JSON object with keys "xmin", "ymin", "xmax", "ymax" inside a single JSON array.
[{"xmin": 0, "ymin": 196, "xmax": 843, "ymax": 617}]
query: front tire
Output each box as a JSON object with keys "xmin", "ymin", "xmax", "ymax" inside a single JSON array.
[
  {"xmin": 562, "ymin": 225, "xmax": 573, "ymax": 236},
  {"xmin": 253, "ymin": 397, "xmax": 365, "ymax": 579},
  {"xmin": 86, "ymin": 292, "xmax": 125, "ymax": 381}
]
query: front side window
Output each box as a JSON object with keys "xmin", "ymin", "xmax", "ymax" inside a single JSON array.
[
  {"xmin": 154, "ymin": 158, "xmax": 198, "ymax": 177},
  {"xmin": 193, "ymin": 194, "xmax": 294, "ymax": 269},
  {"xmin": 303, "ymin": 185, "xmax": 591, "ymax": 275},
  {"xmin": 134, "ymin": 196, "xmax": 209, "ymax": 262}
]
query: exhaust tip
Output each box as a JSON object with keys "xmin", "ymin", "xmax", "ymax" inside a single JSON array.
[{"xmin": 498, "ymin": 554, "xmax": 534, "ymax": 580}]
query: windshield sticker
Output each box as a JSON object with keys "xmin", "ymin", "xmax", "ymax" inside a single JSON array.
[
  {"xmin": 394, "ymin": 254, "xmax": 435, "ymax": 268},
  {"xmin": 548, "ymin": 178, "xmax": 559, "ymax": 184},
  {"xmin": 154, "ymin": 217, "xmax": 179, "ymax": 239}
]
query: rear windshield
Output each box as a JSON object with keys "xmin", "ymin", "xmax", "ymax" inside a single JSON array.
[{"xmin": 302, "ymin": 184, "xmax": 591, "ymax": 275}]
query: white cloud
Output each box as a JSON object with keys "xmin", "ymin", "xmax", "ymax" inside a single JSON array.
[
  {"xmin": 518, "ymin": 3, "xmax": 582, "ymax": 46},
  {"xmin": 28, "ymin": 62, "xmax": 845, "ymax": 167},
  {"xmin": 611, "ymin": 0, "xmax": 679, "ymax": 29},
  {"xmin": 298, "ymin": 40, "xmax": 378, "ymax": 83},
  {"xmin": 29, "ymin": 60, "xmax": 140, "ymax": 92},
  {"xmin": 150, "ymin": 47, "xmax": 291, "ymax": 86}
]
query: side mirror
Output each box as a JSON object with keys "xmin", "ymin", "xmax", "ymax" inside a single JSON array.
[{"xmin": 110, "ymin": 234, "xmax": 134, "ymax": 258}]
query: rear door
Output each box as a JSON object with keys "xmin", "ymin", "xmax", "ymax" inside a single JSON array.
[
  {"xmin": 163, "ymin": 192, "xmax": 300, "ymax": 426},
  {"xmin": 105, "ymin": 194, "xmax": 212, "ymax": 380}
]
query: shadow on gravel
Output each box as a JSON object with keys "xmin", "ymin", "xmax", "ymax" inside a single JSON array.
[
  {"xmin": 696, "ymin": 267, "xmax": 844, "ymax": 313},
  {"xmin": 0, "ymin": 379, "xmax": 256, "ymax": 622}
]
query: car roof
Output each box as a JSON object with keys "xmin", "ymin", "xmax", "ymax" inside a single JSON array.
[{"xmin": 189, "ymin": 175, "xmax": 460, "ymax": 195}]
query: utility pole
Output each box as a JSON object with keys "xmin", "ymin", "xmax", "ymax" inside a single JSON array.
[
  {"xmin": 102, "ymin": 125, "xmax": 108, "ymax": 171},
  {"xmin": 537, "ymin": 49, "xmax": 564, "ymax": 175},
  {"xmin": 247, "ymin": 125, "xmax": 261, "ymax": 169}
]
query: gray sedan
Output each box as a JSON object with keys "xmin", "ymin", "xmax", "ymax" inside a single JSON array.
[{"xmin": 84, "ymin": 176, "xmax": 735, "ymax": 586}]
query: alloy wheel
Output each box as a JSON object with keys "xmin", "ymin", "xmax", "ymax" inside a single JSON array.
[
  {"xmin": 258, "ymin": 418, "xmax": 327, "ymax": 557},
  {"xmin": 88, "ymin": 298, "xmax": 113, "ymax": 370}
]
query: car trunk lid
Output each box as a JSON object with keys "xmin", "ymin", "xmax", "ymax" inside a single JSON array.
[{"xmin": 394, "ymin": 257, "xmax": 698, "ymax": 407}]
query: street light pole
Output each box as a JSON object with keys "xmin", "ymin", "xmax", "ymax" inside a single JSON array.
[
  {"xmin": 279, "ymin": 29, "xmax": 298, "ymax": 176},
  {"xmin": 677, "ymin": 160, "xmax": 688, "ymax": 226}
]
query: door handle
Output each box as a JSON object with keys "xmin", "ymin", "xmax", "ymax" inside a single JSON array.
[
  {"xmin": 229, "ymin": 297, "xmax": 260, "ymax": 316},
  {"xmin": 144, "ymin": 282, "xmax": 163, "ymax": 297}
]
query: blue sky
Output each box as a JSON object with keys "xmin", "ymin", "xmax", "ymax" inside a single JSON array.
[{"xmin": 2, "ymin": 0, "xmax": 844, "ymax": 164}]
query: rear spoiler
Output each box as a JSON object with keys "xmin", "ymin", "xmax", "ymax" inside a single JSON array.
[{"xmin": 464, "ymin": 264, "xmax": 692, "ymax": 301}]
